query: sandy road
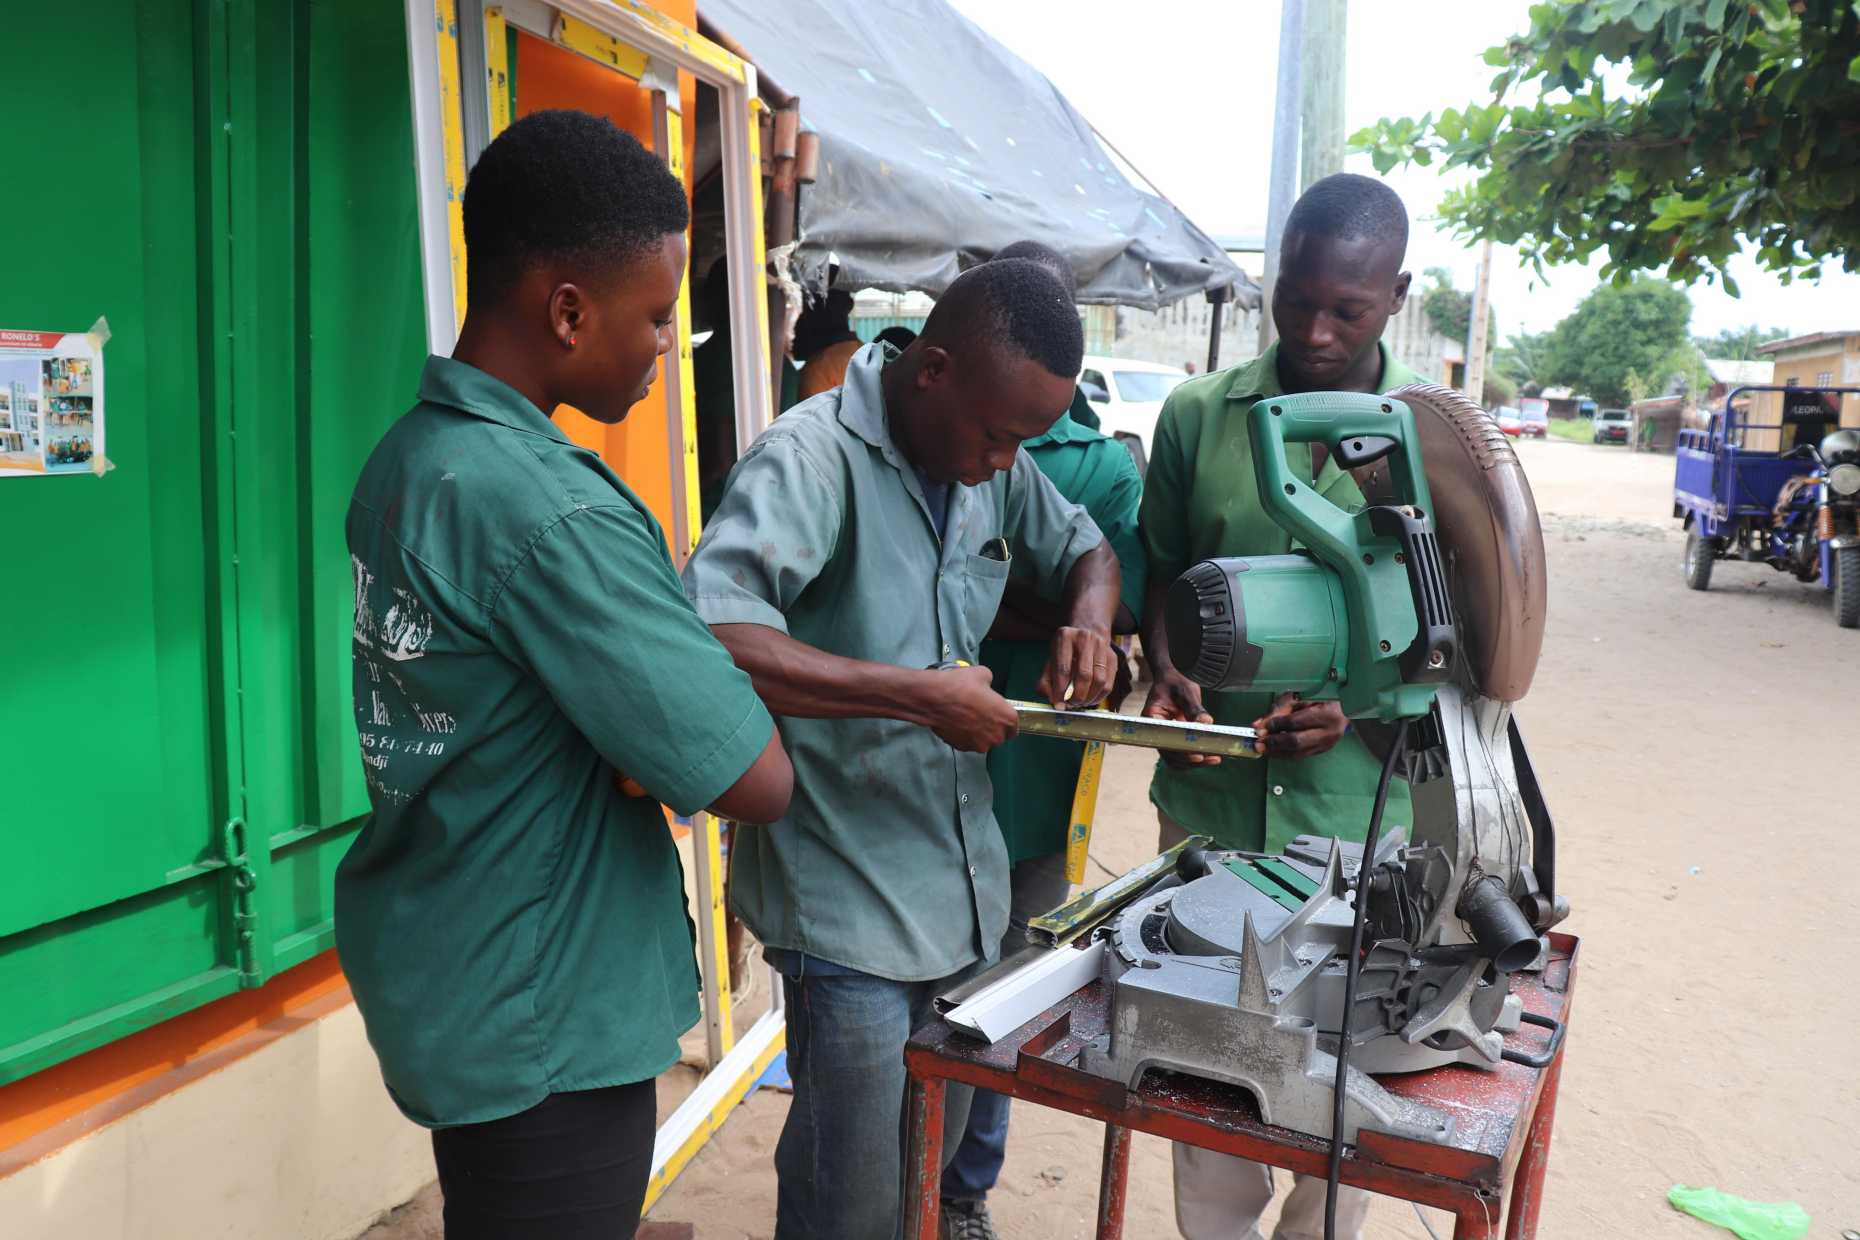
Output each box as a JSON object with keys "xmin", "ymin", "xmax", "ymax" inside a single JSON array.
[{"xmin": 368, "ymin": 437, "xmax": 1859, "ymax": 1239}]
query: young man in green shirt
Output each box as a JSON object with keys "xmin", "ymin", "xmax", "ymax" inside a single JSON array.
[
  {"xmin": 940, "ymin": 241, "xmax": 1148, "ymax": 1240},
  {"xmin": 684, "ymin": 259, "xmax": 1121, "ymax": 1240},
  {"xmin": 339, "ymin": 110, "xmax": 792, "ymax": 1240},
  {"xmin": 1139, "ymin": 173, "xmax": 1417, "ymax": 1240}
]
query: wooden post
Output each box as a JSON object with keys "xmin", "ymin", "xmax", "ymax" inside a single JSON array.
[{"xmin": 1465, "ymin": 239, "xmax": 1494, "ymax": 404}]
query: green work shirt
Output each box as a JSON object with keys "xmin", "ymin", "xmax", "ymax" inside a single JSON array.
[
  {"xmin": 338, "ymin": 355, "xmax": 774, "ymax": 1128},
  {"xmin": 683, "ymin": 343, "xmax": 1104, "ymax": 981},
  {"xmin": 978, "ymin": 410, "xmax": 1146, "ymax": 863},
  {"xmin": 1140, "ymin": 342, "xmax": 1419, "ymax": 853}
]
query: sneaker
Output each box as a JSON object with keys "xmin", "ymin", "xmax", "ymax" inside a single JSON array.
[{"xmin": 939, "ymin": 1198, "xmax": 999, "ymax": 1240}]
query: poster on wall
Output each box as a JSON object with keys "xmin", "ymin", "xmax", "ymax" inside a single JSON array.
[{"xmin": 0, "ymin": 321, "xmax": 109, "ymax": 478}]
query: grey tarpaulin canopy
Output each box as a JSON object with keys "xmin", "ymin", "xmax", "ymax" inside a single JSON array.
[{"xmin": 698, "ymin": 0, "xmax": 1255, "ymax": 310}]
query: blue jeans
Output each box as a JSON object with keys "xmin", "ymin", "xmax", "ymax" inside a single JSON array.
[
  {"xmin": 769, "ymin": 951, "xmax": 983, "ymax": 1240},
  {"xmin": 940, "ymin": 852, "xmax": 1074, "ymax": 1204}
]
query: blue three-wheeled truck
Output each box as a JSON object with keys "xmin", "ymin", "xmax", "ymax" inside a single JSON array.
[{"xmin": 1673, "ymin": 386, "xmax": 1860, "ymax": 627}]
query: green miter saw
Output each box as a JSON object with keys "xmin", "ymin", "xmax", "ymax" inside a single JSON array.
[
  {"xmin": 1163, "ymin": 389, "xmax": 1454, "ymax": 722},
  {"xmin": 951, "ymin": 385, "xmax": 1568, "ymax": 1159},
  {"xmin": 1079, "ymin": 385, "xmax": 1567, "ymax": 1147}
]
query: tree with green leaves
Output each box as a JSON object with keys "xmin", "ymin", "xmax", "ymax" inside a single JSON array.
[
  {"xmin": 1352, "ymin": 0, "xmax": 1860, "ymax": 292},
  {"xmin": 1495, "ymin": 329, "xmax": 1556, "ymax": 394},
  {"xmin": 1694, "ymin": 324, "xmax": 1793, "ymax": 358},
  {"xmin": 1543, "ymin": 277, "xmax": 1694, "ymax": 405},
  {"xmin": 1418, "ymin": 267, "xmax": 1499, "ymax": 346},
  {"xmin": 1482, "ymin": 372, "xmax": 1519, "ymax": 409}
]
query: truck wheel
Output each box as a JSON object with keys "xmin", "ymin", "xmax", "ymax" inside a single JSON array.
[
  {"xmin": 1835, "ymin": 545, "xmax": 1860, "ymax": 628},
  {"xmin": 1684, "ymin": 531, "xmax": 1716, "ymax": 591}
]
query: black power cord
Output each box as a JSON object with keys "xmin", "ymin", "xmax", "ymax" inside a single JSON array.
[{"xmin": 1325, "ymin": 718, "xmax": 1412, "ymax": 1240}]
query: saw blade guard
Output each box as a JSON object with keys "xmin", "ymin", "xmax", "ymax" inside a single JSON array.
[{"xmin": 1355, "ymin": 382, "xmax": 1549, "ymax": 702}]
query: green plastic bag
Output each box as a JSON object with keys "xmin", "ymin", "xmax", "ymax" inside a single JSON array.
[{"xmin": 1667, "ymin": 1185, "xmax": 1810, "ymax": 1240}]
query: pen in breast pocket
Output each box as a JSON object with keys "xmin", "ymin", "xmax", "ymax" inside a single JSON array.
[{"xmin": 980, "ymin": 537, "xmax": 1009, "ymax": 561}]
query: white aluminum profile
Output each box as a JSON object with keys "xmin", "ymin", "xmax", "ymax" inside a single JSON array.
[
  {"xmin": 649, "ymin": 1004, "xmax": 785, "ymax": 1177},
  {"xmin": 944, "ymin": 941, "xmax": 1106, "ymax": 1043},
  {"xmin": 404, "ymin": 0, "xmax": 462, "ymax": 355},
  {"xmin": 715, "ymin": 67, "xmax": 773, "ymax": 457},
  {"xmin": 454, "ymin": 0, "xmax": 494, "ymax": 167},
  {"xmin": 687, "ymin": 808, "xmax": 729, "ymax": 1068}
]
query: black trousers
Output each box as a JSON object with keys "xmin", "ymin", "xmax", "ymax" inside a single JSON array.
[{"xmin": 431, "ymin": 1081, "xmax": 657, "ymax": 1240}]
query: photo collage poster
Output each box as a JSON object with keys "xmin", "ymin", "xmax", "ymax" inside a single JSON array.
[{"xmin": 0, "ymin": 326, "xmax": 106, "ymax": 478}]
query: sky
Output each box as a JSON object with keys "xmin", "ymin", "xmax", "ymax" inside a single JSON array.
[{"xmin": 945, "ymin": 0, "xmax": 1860, "ymax": 346}]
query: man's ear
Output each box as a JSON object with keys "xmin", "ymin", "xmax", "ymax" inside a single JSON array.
[
  {"xmin": 1389, "ymin": 270, "xmax": 1412, "ymax": 316},
  {"xmin": 914, "ymin": 345, "xmax": 951, "ymax": 391},
  {"xmin": 548, "ymin": 282, "xmax": 588, "ymax": 348}
]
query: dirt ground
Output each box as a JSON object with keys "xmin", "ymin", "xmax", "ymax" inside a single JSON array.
[{"xmin": 364, "ymin": 437, "xmax": 1860, "ymax": 1239}]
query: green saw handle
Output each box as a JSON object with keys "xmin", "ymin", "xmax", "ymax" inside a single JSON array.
[
  {"xmin": 1248, "ymin": 391, "xmax": 1434, "ymax": 535},
  {"xmin": 1247, "ymin": 391, "xmax": 1441, "ymax": 718}
]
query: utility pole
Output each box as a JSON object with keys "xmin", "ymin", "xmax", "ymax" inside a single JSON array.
[
  {"xmin": 1261, "ymin": 0, "xmax": 1350, "ymax": 355},
  {"xmin": 1258, "ymin": 0, "xmax": 1305, "ymax": 355},
  {"xmin": 1300, "ymin": 0, "xmax": 1347, "ymax": 189},
  {"xmin": 1464, "ymin": 238, "xmax": 1494, "ymax": 404}
]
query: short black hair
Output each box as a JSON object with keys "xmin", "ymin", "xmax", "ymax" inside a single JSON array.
[
  {"xmin": 874, "ymin": 325, "xmax": 918, "ymax": 350},
  {"xmin": 463, "ymin": 109, "xmax": 689, "ymax": 303},
  {"xmin": 793, "ymin": 288, "xmax": 857, "ymax": 360},
  {"xmin": 992, "ymin": 239, "xmax": 1076, "ymax": 299},
  {"xmin": 922, "ymin": 258, "xmax": 1083, "ymax": 379},
  {"xmin": 1284, "ymin": 173, "xmax": 1409, "ymax": 261}
]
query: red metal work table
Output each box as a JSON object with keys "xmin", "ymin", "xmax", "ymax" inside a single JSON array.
[{"xmin": 905, "ymin": 931, "xmax": 1578, "ymax": 1239}]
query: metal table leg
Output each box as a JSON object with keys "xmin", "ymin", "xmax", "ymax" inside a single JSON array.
[
  {"xmin": 1452, "ymin": 1195, "xmax": 1503, "ymax": 1240},
  {"xmin": 1094, "ymin": 1123, "xmax": 1132, "ymax": 1238},
  {"xmin": 1504, "ymin": 1045, "xmax": 1566, "ymax": 1238},
  {"xmin": 904, "ymin": 1075, "xmax": 948, "ymax": 1240}
]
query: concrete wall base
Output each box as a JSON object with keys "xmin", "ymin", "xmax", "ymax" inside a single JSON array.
[{"xmin": 0, "ymin": 990, "xmax": 432, "ymax": 1240}]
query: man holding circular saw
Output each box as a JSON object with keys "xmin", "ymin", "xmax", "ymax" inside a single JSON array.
[{"xmin": 1139, "ymin": 173, "xmax": 1420, "ymax": 1240}]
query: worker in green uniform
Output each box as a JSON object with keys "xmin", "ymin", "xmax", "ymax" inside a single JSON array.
[
  {"xmin": 939, "ymin": 241, "xmax": 1146, "ymax": 1240},
  {"xmin": 1139, "ymin": 173, "xmax": 1418, "ymax": 1240},
  {"xmin": 338, "ymin": 110, "xmax": 793, "ymax": 1240}
]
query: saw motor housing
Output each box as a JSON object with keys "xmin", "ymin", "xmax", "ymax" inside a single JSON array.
[{"xmin": 1163, "ymin": 391, "xmax": 1455, "ymax": 722}]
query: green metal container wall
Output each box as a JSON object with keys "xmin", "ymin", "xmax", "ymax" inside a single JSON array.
[{"xmin": 0, "ymin": 0, "xmax": 426, "ymax": 1082}]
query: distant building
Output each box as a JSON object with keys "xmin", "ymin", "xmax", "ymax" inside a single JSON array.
[
  {"xmin": 1754, "ymin": 331, "xmax": 1860, "ymax": 431},
  {"xmin": 849, "ymin": 289, "xmax": 933, "ymax": 345},
  {"xmin": 1632, "ymin": 357, "xmax": 1779, "ymax": 453},
  {"xmin": 1536, "ymin": 387, "xmax": 1596, "ymax": 419},
  {"xmin": 1382, "ymin": 296, "xmax": 1467, "ymax": 390},
  {"xmin": 1109, "ymin": 235, "xmax": 1264, "ymax": 371},
  {"xmin": 1702, "ymin": 358, "xmax": 1775, "ymax": 402}
]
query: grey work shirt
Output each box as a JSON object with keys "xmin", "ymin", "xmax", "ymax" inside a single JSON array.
[{"xmin": 683, "ymin": 343, "xmax": 1105, "ymax": 981}]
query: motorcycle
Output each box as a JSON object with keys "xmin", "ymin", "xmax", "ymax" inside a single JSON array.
[{"xmin": 1675, "ymin": 386, "xmax": 1860, "ymax": 629}]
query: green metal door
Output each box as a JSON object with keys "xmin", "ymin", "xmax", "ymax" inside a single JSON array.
[{"xmin": 0, "ymin": 0, "xmax": 426, "ymax": 1082}]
